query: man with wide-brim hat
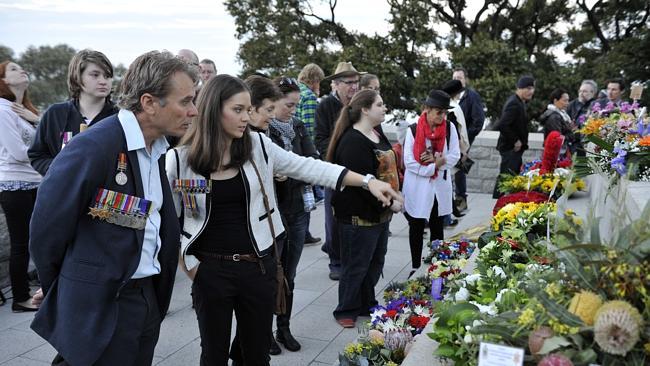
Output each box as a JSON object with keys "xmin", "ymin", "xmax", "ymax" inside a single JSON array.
[
  {"xmin": 323, "ymin": 61, "xmax": 367, "ymax": 81},
  {"xmin": 401, "ymin": 88, "xmax": 461, "ymax": 278},
  {"xmin": 314, "ymin": 61, "xmax": 366, "ymax": 281}
]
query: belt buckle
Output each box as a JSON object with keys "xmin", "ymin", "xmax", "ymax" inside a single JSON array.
[{"xmin": 232, "ymin": 254, "xmax": 241, "ymax": 262}]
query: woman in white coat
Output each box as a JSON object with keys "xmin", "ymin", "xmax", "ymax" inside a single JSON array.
[{"xmin": 402, "ymin": 90, "xmax": 460, "ymax": 276}]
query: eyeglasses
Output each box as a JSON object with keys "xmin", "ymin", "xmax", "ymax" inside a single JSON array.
[
  {"xmin": 337, "ymin": 79, "xmax": 359, "ymax": 85},
  {"xmin": 279, "ymin": 77, "xmax": 298, "ymax": 86}
]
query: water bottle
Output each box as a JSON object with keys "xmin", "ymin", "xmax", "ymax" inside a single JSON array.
[{"xmin": 302, "ymin": 185, "xmax": 316, "ymax": 212}]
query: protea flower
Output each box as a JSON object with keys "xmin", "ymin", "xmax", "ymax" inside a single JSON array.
[
  {"xmin": 368, "ymin": 329, "xmax": 384, "ymax": 343},
  {"xmin": 568, "ymin": 290, "xmax": 603, "ymax": 326},
  {"xmin": 538, "ymin": 353, "xmax": 574, "ymax": 366},
  {"xmin": 529, "ymin": 326, "xmax": 554, "ymax": 354},
  {"xmin": 594, "ymin": 300, "xmax": 643, "ymax": 356},
  {"xmin": 383, "ymin": 329, "xmax": 413, "ymax": 351}
]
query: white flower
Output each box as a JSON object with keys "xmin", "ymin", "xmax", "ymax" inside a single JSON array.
[
  {"xmin": 470, "ymin": 301, "xmax": 498, "ymax": 316},
  {"xmin": 370, "ymin": 308, "xmax": 386, "ymax": 324},
  {"xmin": 492, "ymin": 266, "xmax": 507, "ymax": 279},
  {"xmin": 463, "ymin": 332, "xmax": 474, "ymax": 343},
  {"xmin": 465, "ymin": 273, "xmax": 482, "ymax": 285},
  {"xmin": 455, "ymin": 287, "xmax": 470, "ymax": 302},
  {"xmin": 553, "ymin": 168, "xmax": 570, "ymax": 177},
  {"xmin": 495, "ymin": 288, "xmax": 513, "ymax": 303}
]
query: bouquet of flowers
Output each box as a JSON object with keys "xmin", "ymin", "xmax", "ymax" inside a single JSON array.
[
  {"xmin": 492, "ymin": 201, "xmax": 556, "ymax": 232},
  {"xmin": 423, "ymin": 239, "xmax": 475, "ymax": 264},
  {"xmin": 578, "ymin": 101, "xmax": 650, "ymax": 181}
]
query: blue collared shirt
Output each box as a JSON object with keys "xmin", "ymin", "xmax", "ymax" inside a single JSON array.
[{"xmin": 118, "ymin": 109, "xmax": 170, "ymax": 279}]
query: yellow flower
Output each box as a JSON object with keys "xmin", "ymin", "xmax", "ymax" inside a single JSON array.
[
  {"xmin": 541, "ymin": 180, "xmax": 554, "ymax": 192},
  {"xmin": 545, "ymin": 283, "xmax": 562, "ymax": 299},
  {"xmin": 580, "ymin": 118, "xmax": 606, "ymax": 136},
  {"xmin": 644, "ymin": 342, "xmax": 650, "ymax": 355},
  {"xmin": 518, "ymin": 308, "xmax": 536, "ymax": 327},
  {"xmin": 568, "ymin": 290, "xmax": 603, "ymax": 325},
  {"xmin": 575, "ymin": 179, "xmax": 586, "ymax": 190},
  {"xmin": 548, "ymin": 318, "xmax": 578, "ymax": 335}
]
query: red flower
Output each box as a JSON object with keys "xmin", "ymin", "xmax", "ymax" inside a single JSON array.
[
  {"xmin": 408, "ymin": 315, "xmax": 430, "ymax": 329},
  {"xmin": 492, "ymin": 191, "xmax": 550, "ymax": 216},
  {"xmin": 385, "ymin": 309, "xmax": 398, "ymax": 319},
  {"xmin": 541, "ymin": 131, "xmax": 564, "ymax": 174}
]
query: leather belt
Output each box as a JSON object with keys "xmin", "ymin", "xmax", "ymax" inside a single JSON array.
[{"xmin": 195, "ymin": 251, "xmax": 260, "ymax": 263}]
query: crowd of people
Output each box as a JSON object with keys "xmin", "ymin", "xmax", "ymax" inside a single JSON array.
[{"xmin": 0, "ymin": 46, "xmax": 635, "ymax": 366}]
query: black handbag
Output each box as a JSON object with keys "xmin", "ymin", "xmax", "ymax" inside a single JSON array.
[{"xmin": 455, "ymin": 156, "xmax": 475, "ymax": 174}]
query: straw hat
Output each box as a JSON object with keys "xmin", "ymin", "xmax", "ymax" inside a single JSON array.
[{"xmin": 324, "ymin": 62, "xmax": 367, "ymax": 81}]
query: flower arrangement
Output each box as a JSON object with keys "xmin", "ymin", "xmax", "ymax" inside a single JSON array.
[
  {"xmin": 491, "ymin": 201, "xmax": 556, "ymax": 232},
  {"xmin": 423, "ymin": 239, "xmax": 475, "ymax": 264},
  {"xmin": 497, "ymin": 171, "xmax": 586, "ymax": 199},
  {"xmin": 577, "ymin": 101, "xmax": 650, "ymax": 181}
]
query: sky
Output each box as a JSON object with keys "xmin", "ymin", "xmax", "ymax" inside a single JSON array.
[{"xmin": 0, "ymin": 0, "xmax": 396, "ymax": 75}]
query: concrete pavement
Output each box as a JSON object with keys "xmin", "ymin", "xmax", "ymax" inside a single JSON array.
[{"xmin": 0, "ymin": 193, "xmax": 497, "ymax": 366}]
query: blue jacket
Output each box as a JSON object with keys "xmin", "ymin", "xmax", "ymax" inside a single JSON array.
[{"xmin": 29, "ymin": 115, "xmax": 180, "ymax": 366}]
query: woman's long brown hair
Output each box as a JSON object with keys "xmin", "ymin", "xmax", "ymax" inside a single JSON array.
[
  {"xmin": 326, "ymin": 89, "xmax": 378, "ymax": 162},
  {"xmin": 0, "ymin": 61, "xmax": 39, "ymax": 115}
]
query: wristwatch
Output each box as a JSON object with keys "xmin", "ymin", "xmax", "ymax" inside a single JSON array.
[{"xmin": 361, "ymin": 174, "xmax": 376, "ymax": 190}]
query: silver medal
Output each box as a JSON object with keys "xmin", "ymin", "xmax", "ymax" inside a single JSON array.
[{"xmin": 115, "ymin": 171, "xmax": 128, "ymax": 185}]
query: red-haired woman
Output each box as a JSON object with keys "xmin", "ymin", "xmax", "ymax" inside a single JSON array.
[{"xmin": 0, "ymin": 61, "xmax": 42, "ymax": 312}]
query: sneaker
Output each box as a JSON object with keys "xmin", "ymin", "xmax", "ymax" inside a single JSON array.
[{"xmin": 304, "ymin": 235, "xmax": 322, "ymax": 246}]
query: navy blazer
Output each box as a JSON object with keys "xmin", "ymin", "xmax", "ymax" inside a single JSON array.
[{"xmin": 29, "ymin": 115, "xmax": 180, "ymax": 366}]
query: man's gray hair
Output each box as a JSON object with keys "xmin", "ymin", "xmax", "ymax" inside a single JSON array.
[
  {"xmin": 581, "ymin": 79, "xmax": 598, "ymax": 92},
  {"xmin": 118, "ymin": 50, "xmax": 199, "ymax": 113}
]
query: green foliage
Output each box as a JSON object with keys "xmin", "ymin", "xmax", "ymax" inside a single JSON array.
[
  {"xmin": 19, "ymin": 44, "xmax": 76, "ymax": 109},
  {"xmin": 0, "ymin": 45, "xmax": 15, "ymax": 62}
]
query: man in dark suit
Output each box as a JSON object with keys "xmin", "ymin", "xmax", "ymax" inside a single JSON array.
[
  {"xmin": 29, "ymin": 51, "xmax": 197, "ymax": 365},
  {"xmin": 493, "ymin": 76, "xmax": 535, "ymax": 198}
]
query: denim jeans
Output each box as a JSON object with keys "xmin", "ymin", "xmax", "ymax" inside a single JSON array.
[
  {"xmin": 276, "ymin": 210, "xmax": 310, "ymax": 328},
  {"xmin": 333, "ymin": 221, "xmax": 389, "ymax": 320},
  {"xmin": 323, "ymin": 188, "xmax": 341, "ymax": 272}
]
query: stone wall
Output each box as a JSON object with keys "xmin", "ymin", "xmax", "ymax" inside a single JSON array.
[
  {"xmin": 0, "ymin": 207, "xmax": 9, "ymax": 288},
  {"xmin": 466, "ymin": 131, "xmax": 545, "ymax": 194}
]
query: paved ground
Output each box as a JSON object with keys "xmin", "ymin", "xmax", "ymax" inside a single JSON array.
[{"xmin": 0, "ymin": 193, "xmax": 497, "ymax": 366}]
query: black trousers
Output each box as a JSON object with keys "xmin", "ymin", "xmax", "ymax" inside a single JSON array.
[
  {"xmin": 0, "ymin": 188, "xmax": 37, "ymax": 303},
  {"xmin": 194, "ymin": 256, "xmax": 277, "ymax": 366},
  {"xmin": 493, "ymin": 149, "xmax": 524, "ymax": 198},
  {"xmin": 405, "ymin": 198, "xmax": 444, "ymax": 269},
  {"xmin": 52, "ymin": 276, "xmax": 161, "ymax": 366}
]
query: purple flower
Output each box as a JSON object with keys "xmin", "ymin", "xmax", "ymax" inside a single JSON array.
[
  {"xmin": 591, "ymin": 102, "xmax": 602, "ymax": 113},
  {"xmin": 577, "ymin": 115, "xmax": 587, "ymax": 127},
  {"xmin": 605, "ymin": 101, "xmax": 616, "ymax": 113},
  {"xmin": 617, "ymin": 118, "xmax": 633, "ymax": 129},
  {"xmin": 631, "ymin": 101, "xmax": 640, "ymax": 110},
  {"xmin": 611, "ymin": 150, "xmax": 627, "ymax": 175},
  {"xmin": 620, "ymin": 102, "xmax": 632, "ymax": 114}
]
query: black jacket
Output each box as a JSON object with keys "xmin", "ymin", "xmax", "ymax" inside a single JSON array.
[
  {"xmin": 269, "ymin": 118, "xmax": 319, "ymax": 215},
  {"xmin": 314, "ymin": 93, "xmax": 343, "ymax": 157},
  {"xmin": 458, "ymin": 88, "xmax": 485, "ymax": 144},
  {"xmin": 566, "ymin": 98, "xmax": 594, "ymax": 124},
  {"xmin": 539, "ymin": 108, "xmax": 575, "ymax": 142},
  {"xmin": 29, "ymin": 99, "xmax": 118, "ymax": 175},
  {"xmin": 496, "ymin": 94, "xmax": 529, "ymax": 153}
]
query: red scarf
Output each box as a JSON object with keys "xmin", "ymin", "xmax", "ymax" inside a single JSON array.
[{"xmin": 413, "ymin": 112, "xmax": 447, "ymax": 178}]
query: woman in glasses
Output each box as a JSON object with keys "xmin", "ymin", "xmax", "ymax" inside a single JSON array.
[
  {"xmin": 265, "ymin": 76, "xmax": 320, "ymax": 353},
  {"xmin": 327, "ymin": 89, "xmax": 402, "ymax": 328},
  {"xmin": 0, "ymin": 61, "xmax": 42, "ymax": 312},
  {"xmin": 402, "ymin": 90, "xmax": 460, "ymax": 278},
  {"xmin": 166, "ymin": 75, "xmax": 400, "ymax": 366}
]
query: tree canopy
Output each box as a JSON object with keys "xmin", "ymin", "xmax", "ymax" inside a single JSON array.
[{"xmin": 225, "ymin": 0, "xmax": 650, "ymax": 120}]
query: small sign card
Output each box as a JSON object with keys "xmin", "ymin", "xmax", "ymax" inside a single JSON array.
[
  {"xmin": 630, "ymin": 83, "xmax": 643, "ymax": 100},
  {"xmin": 478, "ymin": 342, "xmax": 524, "ymax": 366}
]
